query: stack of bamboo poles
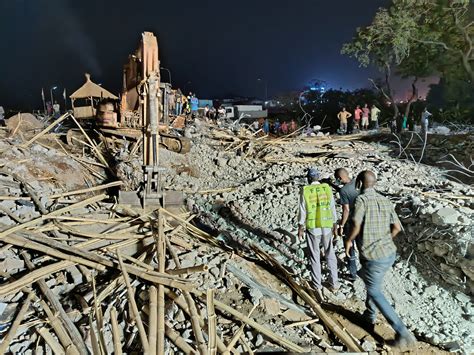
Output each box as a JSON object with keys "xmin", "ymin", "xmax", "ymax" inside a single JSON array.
[
  {"xmin": 207, "ymin": 126, "xmax": 368, "ymax": 163},
  {"xmin": 0, "ymin": 175, "xmax": 317, "ymax": 353}
]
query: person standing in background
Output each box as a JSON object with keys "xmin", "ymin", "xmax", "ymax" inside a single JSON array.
[
  {"xmin": 337, "ymin": 107, "xmax": 352, "ymax": 134},
  {"xmin": 370, "ymin": 105, "xmax": 381, "ymax": 130},
  {"xmin": 354, "ymin": 105, "xmax": 362, "ymax": 130},
  {"xmin": 361, "ymin": 104, "xmax": 370, "ymax": 130}
]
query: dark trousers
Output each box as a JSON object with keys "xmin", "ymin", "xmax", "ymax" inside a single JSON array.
[{"xmin": 344, "ymin": 224, "xmax": 357, "ymax": 278}]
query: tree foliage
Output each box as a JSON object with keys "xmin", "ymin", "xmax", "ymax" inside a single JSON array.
[{"xmin": 342, "ymin": 0, "xmax": 473, "ymax": 123}]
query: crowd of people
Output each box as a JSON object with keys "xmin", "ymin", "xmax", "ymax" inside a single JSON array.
[
  {"xmin": 168, "ymin": 90, "xmax": 200, "ymax": 118},
  {"xmin": 298, "ymin": 167, "xmax": 417, "ymax": 350},
  {"xmin": 336, "ymin": 104, "xmax": 434, "ymax": 136},
  {"xmin": 253, "ymin": 118, "xmax": 299, "ymax": 135},
  {"xmin": 337, "ymin": 104, "xmax": 381, "ymax": 134}
]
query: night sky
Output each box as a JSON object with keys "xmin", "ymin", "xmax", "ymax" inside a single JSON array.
[{"xmin": 1, "ymin": 0, "xmax": 410, "ymax": 110}]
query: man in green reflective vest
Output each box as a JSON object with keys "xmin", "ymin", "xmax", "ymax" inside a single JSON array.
[{"xmin": 298, "ymin": 168, "xmax": 339, "ymax": 300}]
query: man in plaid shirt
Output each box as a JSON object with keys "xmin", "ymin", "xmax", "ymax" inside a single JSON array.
[{"xmin": 346, "ymin": 170, "xmax": 416, "ymax": 350}]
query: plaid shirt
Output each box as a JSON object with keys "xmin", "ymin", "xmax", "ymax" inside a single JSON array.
[{"xmin": 353, "ymin": 188, "xmax": 400, "ymax": 260}]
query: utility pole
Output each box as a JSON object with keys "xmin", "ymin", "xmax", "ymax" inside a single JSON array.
[
  {"xmin": 160, "ymin": 67, "xmax": 172, "ymax": 86},
  {"xmin": 257, "ymin": 78, "xmax": 268, "ymax": 101}
]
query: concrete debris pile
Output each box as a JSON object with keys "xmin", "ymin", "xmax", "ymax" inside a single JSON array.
[
  {"xmin": 0, "ymin": 114, "xmax": 365, "ymax": 354},
  {"xmin": 165, "ymin": 123, "xmax": 473, "ymax": 353},
  {"xmin": 0, "ymin": 112, "xmax": 472, "ymax": 354}
]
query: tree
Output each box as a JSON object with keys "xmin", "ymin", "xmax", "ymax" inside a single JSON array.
[
  {"xmin": 406, "ymin": 0, "xmax": 474, "ymax": 83},
  {"xmin": 341, "ymin": 6, "xmax": 408, "ymax": 128}
]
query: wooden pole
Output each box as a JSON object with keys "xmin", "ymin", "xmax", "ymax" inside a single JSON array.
[
  {"xmin": 164, "ymin": 238, "xmax": 207, "ymax": 355},
  {"xmin": 207, "ymin": 289, "xmax": 217, "ymax": 355},
  {"xmin": 116, "ymin": 251, "xmax": 150, "ymax": 354},
  {"xmin": 21, "ymin": 112, "xmax": 71, "ymax": 148},
  {"xmin": 0, "ymin": 293, "xmax": 34, "ymax": 354},
  {"xmin": 110, "ymin": 307, "xmax": 123, "ymax": 355},
  {"xmin": 149, "ymin": 286, "xmax": 158, "ymax": 355},
  {"xmin": 156, "ymin": 213, "xmax": 166, "ymax": 355},
  {"xmin": 22, "ymin": 253, "xmax": 89, "ymax": 355}
]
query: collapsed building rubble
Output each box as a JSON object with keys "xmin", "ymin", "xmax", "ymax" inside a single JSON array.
[{"xmin": 0, "ymin": 108, "xmax": 473, "ymax": 355}]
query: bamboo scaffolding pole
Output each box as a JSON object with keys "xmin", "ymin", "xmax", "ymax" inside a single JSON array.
[
  {"xmin": 192, "ymin": 290, "xmax": 307, "ymax": 353},
  {"xmin": 39, "ymin": 299, "xmax": 79, "ymax": 355},
  {"xmin": 206, "ymin": 289, "xmax": 217, "ymax": 355},
  {"xmin": 37, "ymin": 326, "xmax": 66, "ymax": 355},
  {"xmin": 0, "ymin": 237, "xmax": 142, "ymax": 296},
  {"xmin": 0, "ymin": 193, "xmax": 107, "ymax": 239},
  {"xmin": 22, "ymin": 253, "xmax": 89, "ymax": 355},
  {"xmin": 8, "ymin": 233, "xmax": 106, "ymax": 270},
  {"xmin": 92, "ymin": 273, "xmax": 107, "ymax": 354},
  {"xmin": 89, "ymin": 314, "xmax": 102, "ymax": 355},
  {"xmin": 240, "ymin": 335, "xmax": 254, "ymax": 354},
  {"xmin": 156, "ymin": 214, "xmax": 166, "ymax": 355},
  {"xmin": 285, "ymin": 318, "xmax": 319, "ymax": 328},
  {"xmin": 225, "ymin": 304, "xmax": 257, "ymax": 353},
  {"xmin": 165, "ymin": 323, "xmax": 199, "ymax": 354},
  {"xmin": 163, "ymin": 289, "xmax": 228, "ymax": 354},
  {"xmin": 45, "ymin": 216, "xmax": 129, "ymax": 224},
  {"xmin": 70, "ymin": 114, "xmax": 109, "ymax": 168},
  {"xmin": 149, "ymin": 286, "xmax": 158, "ymax": 355},
  {"xmin": 48, "ymin": 181, "xmax": 123, "ymax": 199},
  {"xmin": 166, "ymin": 264, "xmax": 209, "ymax": 276},
  {"xmin": 0, "ymin": 293, "xmax": 34, "ymax": 354},
  {"xmin": 250, "ymin": 245, "xmax": 364, "ymax": 352},
  {"xmin": 164, "ymin": 237, "xmax": 207, "ymax": 355},
  {"xmin": 21, "ymin": 112, "xmax": 71, "ymax": 148},
  {"xmin": 116, "ymin": 251, "xmax": 150, "ymax": 354},
  {"xmin": 110, "ymin": 307, "xmax": 123, "ymax": 355}
]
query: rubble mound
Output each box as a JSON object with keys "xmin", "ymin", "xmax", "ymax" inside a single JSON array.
[{"xmin": 6, "ymin": 113, "xmax": 43, "ymax": 134}]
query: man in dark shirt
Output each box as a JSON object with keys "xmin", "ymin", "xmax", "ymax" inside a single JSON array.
[{"xmin": 335, "ymin": 168, "xmax": 359, "ymax": 281}]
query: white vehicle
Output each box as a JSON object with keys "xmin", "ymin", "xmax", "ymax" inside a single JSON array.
[{"xmin": 224, "ymin": 105, "xmax": 267, "ymax": 121}]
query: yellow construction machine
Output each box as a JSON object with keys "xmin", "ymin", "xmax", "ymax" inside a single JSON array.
[{"xmin": 70, "ymin": 32, "xmax": 189, "ymax": 208}]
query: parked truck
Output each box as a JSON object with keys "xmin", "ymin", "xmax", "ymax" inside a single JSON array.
[{"xmin": 223, "ymin": 105, "xmax": 267, "ymax": 122}]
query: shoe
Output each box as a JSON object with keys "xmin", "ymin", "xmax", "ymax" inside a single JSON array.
[
  {"xmin": 328, "ymin": 284, "xmax": 340, "ymax": 293},
  {"xmin": 388, "ymin": 332, "xmax": 417, "ymax": 351},
  {"xmin": 307, "ymin": 286, "xmax": 325, "ymax": 303}
]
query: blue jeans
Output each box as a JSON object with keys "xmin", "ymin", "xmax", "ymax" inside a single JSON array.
[
  {"xmin": 359, "ymin": 253, "xmax": 409, "ymax": 336},
  {"xmin": 343, "ymin": 224, "xmax": 357, "ymax": 278},
  {"xmin": 175, "ymin": 102, "xmax": 182, "ymax": 115}
]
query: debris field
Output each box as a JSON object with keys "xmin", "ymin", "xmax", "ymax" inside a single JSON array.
[{"xmin": 0, "ymin": 113, "xmax": 472, "ymax": 354}]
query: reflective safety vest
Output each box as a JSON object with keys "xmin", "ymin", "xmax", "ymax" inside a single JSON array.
[{"xmin": 303, "ymin": 183, "xmax": 334, "ymax": 229}]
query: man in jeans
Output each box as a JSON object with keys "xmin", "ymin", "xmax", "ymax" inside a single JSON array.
[
  {"xmin": 334, "ymin": 168, "xmax": 359, "ymax": 281},
  {"xmin": 298, "ymin": 168, "xmax": 339, "ymax": 301},
  {"xmin": 346, "ymin": 170, "xmax": 416, "ymax": 350}
]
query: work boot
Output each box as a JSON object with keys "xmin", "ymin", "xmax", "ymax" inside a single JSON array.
[
  {"xmin": 388, "ymin": 332, "xmax": 417, "ymax": 351},
  {"xmin": 307, "ymin": 286, "xmax": 325, "ymax": 303}
]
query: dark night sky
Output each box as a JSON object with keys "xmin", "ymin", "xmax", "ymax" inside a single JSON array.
[{"xmin": 1, "ymin": 0, "xmax": 412, "ymax": 110}]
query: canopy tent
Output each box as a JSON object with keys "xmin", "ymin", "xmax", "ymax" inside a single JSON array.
[{"xmin": 70, "ymin": 73, "xmax": 117, "ymax": 100}]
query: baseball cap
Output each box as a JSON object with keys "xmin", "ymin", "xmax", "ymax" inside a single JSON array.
[{"xmin": 307, "ymin": 168, "xmax": 320, "ymax": 180}]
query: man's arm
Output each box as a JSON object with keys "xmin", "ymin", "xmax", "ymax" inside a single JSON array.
[
  {"xmin": 347, "ymin": 112, "xmax": 352, "ymax": 118},
  {"xmin": 340, "ymin": 204, "xmax": 350, "ymax": 229},
  {"xmin": 391, "ymin": 222, "xmax": 401, "ymax": 238},
  {"xmin": 330, "ymin": 193, "xmax": 337, "ymax": 235},
  {"xmin": 297, "ymin": 189, "xmax": 306, "ymax": 240},
  {"xmin": 345, "ymin": 197, "xmax": 365, "ymax": 256},
  {"xmin": 389, "ymin": 204, "xmax": 402, "ymax": 238}
]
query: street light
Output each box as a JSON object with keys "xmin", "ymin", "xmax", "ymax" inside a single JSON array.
[
  {"xmin": 160, "ymin": 67, "xmax": 172, "ymax": 86},
  {"xmin": 257, "ymin": 78, "xmax": 268, "ymax": 101},
  {"xmin": 50, "ymin": 86, "xmax": 58, "ymax": 106}
]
